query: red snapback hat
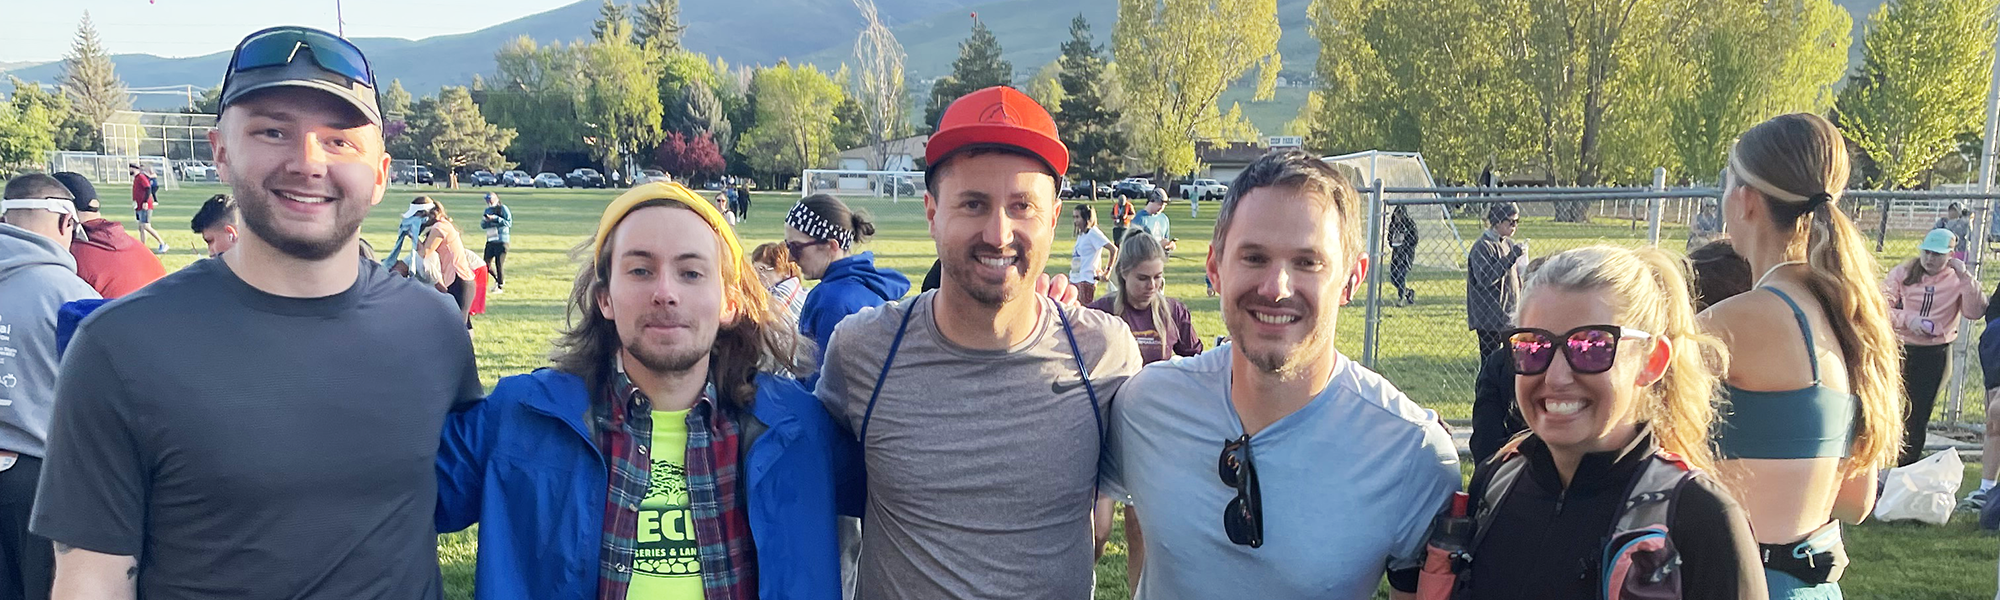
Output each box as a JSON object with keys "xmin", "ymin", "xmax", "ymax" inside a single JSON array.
[{"xmin": 925, "ymin": 86, "xmax": 1069, "ymax": 176}]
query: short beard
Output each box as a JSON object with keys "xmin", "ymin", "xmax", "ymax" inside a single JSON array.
[
  {"xmin": 232, "ymin": 171, "xmax": 364, "ymax": 261},
  {"xmin": 625, "ymin": 337, "xmax": 710, "ymax": 375},
  {"xmin": 943, "ymin": 240, "xmax": 1035, "ymax": 307}
]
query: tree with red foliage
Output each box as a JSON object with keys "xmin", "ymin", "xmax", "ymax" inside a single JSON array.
[{"xmin": 654, "ymin": 130, "xmax": 726, "ymax": 182}]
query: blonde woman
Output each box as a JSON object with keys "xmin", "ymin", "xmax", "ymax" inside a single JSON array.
[
  {"xmin": 1701, "ymin": 113, "xmax": 1903, "ymax": 599},
  {"xmin": 1463, "ymin": 245, "xmax": 1760, "ymax": 598}
]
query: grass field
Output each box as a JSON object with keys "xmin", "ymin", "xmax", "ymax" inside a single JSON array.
[{"xmin": 128, "ymin": 182, "xmax": 2000, "ymax": 599}]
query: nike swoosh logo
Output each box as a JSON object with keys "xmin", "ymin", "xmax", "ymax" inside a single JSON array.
[{"xmin": 1052, "ymin": 380, "xmax": 1085, "ymax": 394}]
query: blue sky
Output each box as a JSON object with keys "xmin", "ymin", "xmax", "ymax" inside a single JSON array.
[{"xmin": 4, "ymin": 0, "xmax": 574, "ymax": 63}]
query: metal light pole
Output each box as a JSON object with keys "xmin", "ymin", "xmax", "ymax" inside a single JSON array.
[
  {"xmin": 336, "ymin": 0, "xmax": 346, "ymax": 37},
  {"xmin": 1949, "ymin": 27, "xmax": 2000, "ymax": 428}
]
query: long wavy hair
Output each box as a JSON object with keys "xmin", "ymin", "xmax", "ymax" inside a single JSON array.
[
  {"xmin": 1108, "ymin": 231, "xmax": 1175, "ymax": 350},
  {"xmin": 1730, "ymin": 113, "xmax": 1903, "ymax": 475},
  {"xmin": 1522, "ymin": 245, "xmax": 1729, "ymax": 473},
  {"xmin": 550, "ymin": 200, "xmax": 813, "ymax": 405}
]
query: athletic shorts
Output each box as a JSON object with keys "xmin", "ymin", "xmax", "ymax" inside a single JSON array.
[
  {"xmin": 484, "ymin": 241, "xmax": 509, "ymax": 261},
  {"xmin": 134, "ymin": 209, "xmax": 152, "ymax": 224}
]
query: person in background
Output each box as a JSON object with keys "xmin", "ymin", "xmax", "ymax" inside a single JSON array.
[
  {"xmin": 786, "ymin": 193, "xmax": 909, "ymax": 367},
  {"xmin": 1689, "ymin": 239, "xmax": 1754, "ymax": 312},
  {"xmin": 479, "ymin": 192, "xmax": 511, "ymax": 294},
  {"xmin": 1131, "ymin": 189, "xmax": 1177, "ymax": 253},
  {"xmin": 1070, "ymin": 204, "xmax": 1117, "ymax": 304},
  {"xmin": 32, "ymin": 27, "xmax": 480, "ymax": 599},
  {"xmin": 1969, "ymin": 279, "xmax": 2000, "ymax": 511},
  {"xmin": 1388, "ymin": 204, "xmax": 1418, "ymax": 306},
  {"xmin": 418, "ymin": 198, "xmax": 478, "ymax": 331},
  {"xmin": 1463, "ymin": 245, "xmax": 1762, "ymax": 599},
  {"xmin": 1468, "ymin": 203, "xmax": 1525, "ymax": 359},
  {"xmin": 435, "ymin": 183, "xmax": 855, "ymax": 600},
  {"xmin": 126, "ymin": 164, "xmax": 168, "ymax": 254},
  {"xmin": 1689, "ymin": 201, "xmax": 1725, "ymax": 251},
  {"xmin": 752, "ymin": 242, "xmax": 809, "ymax": 329},
  {"xmin": 920, "ymin": 259, "xmax": 942, "ymax": 293},
  {"xmin": 1936, "ymin": 203, "xmax": 1972, "ymax": 262},
  {"xmin": 737, "ymin": 179, "xmax": 753, "ymax": 218},
  {"xmin": 1884, "ymin": 229, "xmax": 1986, "ymax": 467},
  {"xmin": 51, "ymin": 172, "xmax": 167, "ymax": 299},
  {"xmin": 0, "ymin": 175, "xmax": 100, "ymax": 600},
  {"xmin": 1086, "ymin": 231, "xmax": 1200, "ymax": 365},
  {"xmin": 1702, "ymin": 113, "xmax": 1903, "ymax": 599},
  {"xmin": 1083, "ymin": 229, "xmax": 1199, "ymax": 584},
  {"xmin": 1111, "ymin": 192, "xmax": 1135, "ymax": 245},
  {"xmin": 189, "ymin": 195, "xmax": 237, "ymax": 258}
]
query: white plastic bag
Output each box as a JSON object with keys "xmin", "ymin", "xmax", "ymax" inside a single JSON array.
[{"xmin": 1873, "ymin": 447, "xmax": 1963, "ymax": 525}]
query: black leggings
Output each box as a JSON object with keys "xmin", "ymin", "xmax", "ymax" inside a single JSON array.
[
  {"xmin": 1390, "ymin": 245, "xmax": 1416, "ymax": 295},
  {"xmin": 483, "ymin": 241, "xmax": 508, "ymax": 288},
  {"xmin": 446, "ymin": 278, "xmax": 476, "ymax": 330},
  {"xmin": 1900, "ymin": 342, "xmax": 1952, "ymax": 466},
  {"xmin": 0, "ymin": 454, "xmax": 52, "ymax": 600}
]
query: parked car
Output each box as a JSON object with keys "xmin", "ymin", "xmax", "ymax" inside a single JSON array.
[
  {"xmin": 1113, "ymin": 178, "xmax": 1157, "ymax": 199},
  {"xmin": 501, "ymin": 170, "xmax": 533, "ymax": 187},
  {"xmin": 533, "ymin": 172, "xmax": 566, "ymax": 188},
  {"xmin": 565, "ymin": 168, "xmax": 607, "ymax": 189},
  {"xmin": 177, "ymin": 161, "xmax": 215, "ymax": 182},
  {"xmin": 415, "ymin": 166, "xmax": 434, "ymax": 185},
  {"xmin": 468, "ymin": 170, "xmax": 499, "ymax": 187},
  {"xmin": 1183, "ymin": 178, "xmax": 1229, "ymax": 201},
  {"xmin": 637, "ymin": 169, "xmax": 672, "ymax": 184}
]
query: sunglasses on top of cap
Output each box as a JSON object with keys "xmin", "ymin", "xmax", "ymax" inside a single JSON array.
[
  {"xmin": 1505, "ymin": 325, "xmax": 1653, "ymax": 376},
  {"xmin": 229, "ymin": 26, "xmax": 376, "ymax": 90}
]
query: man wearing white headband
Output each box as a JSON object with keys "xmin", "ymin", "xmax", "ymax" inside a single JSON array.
[{"xmin": 0, "ymin": 174, "xmax": 99, "ymax": 600}]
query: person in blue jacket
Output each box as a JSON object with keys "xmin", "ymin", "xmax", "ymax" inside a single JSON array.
[
  {"xmin": 784, "ymin": 193, "xmax": 910, "ymax": 364},
  {"xmin": 436, "ymin": 182, "xmax": 861, "ymax": 600}
]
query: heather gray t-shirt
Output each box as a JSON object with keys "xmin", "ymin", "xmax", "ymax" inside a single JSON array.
[
  {"xmin": 31, "ymin": 258, "xmax": 482, "ymax": 599},
  {"xmin": 818, "ymin": 291, "xmax": 1143, "ymax": 600}
]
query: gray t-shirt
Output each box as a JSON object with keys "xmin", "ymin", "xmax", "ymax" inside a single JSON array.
[
  {"xmin": 31, "ymin": 258, "xmax": 482, "ymax": 599},
  {"xmin": 818, "ymin": 291, "xmax": 1143, "ymax": 600}
]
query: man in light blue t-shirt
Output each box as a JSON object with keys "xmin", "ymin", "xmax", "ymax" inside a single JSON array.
[{"xmin": 1102, "ymin": 149, "xmax": 1460, "ymax": 600}]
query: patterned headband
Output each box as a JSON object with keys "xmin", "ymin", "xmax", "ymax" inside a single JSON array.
[{"xmin": 786, "ymin": 202, "xmax": 854, "ymax": 251}]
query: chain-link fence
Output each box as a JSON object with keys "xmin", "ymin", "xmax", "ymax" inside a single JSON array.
[{"xmin": 1354, "ymin": 180, "xmax": 2000, "ymax": 433}]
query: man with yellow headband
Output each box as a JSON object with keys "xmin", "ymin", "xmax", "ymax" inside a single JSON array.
[{"xmin": 436, "ymin": 182, "xmax": 860, "ymax": 600}]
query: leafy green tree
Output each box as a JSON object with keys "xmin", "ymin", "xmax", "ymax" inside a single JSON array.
[
  {"xmin": 488, "ymin": 36, "xmax": 590, "ymax": 172},
  {"xmin": 1115, "ymin": 0, "xmax": 1279, "ymax": 177},
  {"xmin": 583, "ymin": 21, "xmax": 666, "ymax": 181},
  {"xmin": 1837, "ymin": 0, "xmax": 1999, "ymax": 188},
  {"xmin": 407, "ymin": 86, "xmax": 517, "ymax": 187},
  {"xmin": 740, "ymin": 62, "xmax": 844, "ymax": 186}
]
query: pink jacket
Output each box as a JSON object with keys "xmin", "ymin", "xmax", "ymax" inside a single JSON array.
[{"xmin": 1885, "ymin": 261, "xmax": 1985, "ymax": 346}]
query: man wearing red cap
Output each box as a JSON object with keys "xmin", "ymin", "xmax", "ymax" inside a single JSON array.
[{"xmin": 816, "ymin": 87, "xmax": 1143, "ymax": 599}]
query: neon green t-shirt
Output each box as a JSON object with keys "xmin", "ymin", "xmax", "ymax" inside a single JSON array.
[{"xmin": 627, "ymin": 408, "xmax": 701, "ymax": 599}]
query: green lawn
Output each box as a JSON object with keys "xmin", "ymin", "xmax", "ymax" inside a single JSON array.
[{"xmin": 131, "ymin": 182, "xmax": 1997, "ymax": 599}]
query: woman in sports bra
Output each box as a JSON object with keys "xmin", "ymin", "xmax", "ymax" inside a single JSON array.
[{"xmin": 1699, "ymin": 113, "xmax": 1904, "ymax": 600}]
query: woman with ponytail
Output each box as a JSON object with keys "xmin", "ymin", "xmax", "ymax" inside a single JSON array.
[
  {"xmin": 1461, "ymin": 245, "xmax": 1760, "ymax": 599},
  {"xmin": 1701, "ymin": 113, "xmax": 1903, "ymax": 599}
]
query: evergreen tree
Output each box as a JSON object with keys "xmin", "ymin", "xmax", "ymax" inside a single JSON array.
[
  {"xmin": 1055, "ymin": 15, "xmax": 1127, "ymax": 189},
  {"xmin": 592, "ymin": 0, "xmax": 633, "ymax": 43},
  {"xmin": 407, "ymin": 86, "xmax": 518, "ymax": 187},
  {"xmin": 924, "ymin": 15, "xmax": 1014, "ymax": 127},
  {"xmin": 633, "ymin": 0, "xmax": 686, "ymax": 51},
  {"xmin": 59, "ymin": 11, "xmax": 130, "ymax": 152}
]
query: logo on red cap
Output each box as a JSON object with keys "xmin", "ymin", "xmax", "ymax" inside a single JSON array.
[{"xmin": 926, "ymin": 86, "xmax": 1069, "ymax": 176}]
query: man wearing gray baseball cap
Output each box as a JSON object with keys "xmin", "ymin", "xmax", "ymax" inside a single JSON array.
[{"xmin": 30, "ymin": 27, "xmax": 479, "ymax": 600}]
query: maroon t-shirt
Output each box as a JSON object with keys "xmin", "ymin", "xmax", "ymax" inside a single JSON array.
[
  {"xmin": 1085, "ymin": 295, "xmax": 1202, "ymax": 364},
  {"xmin": 132, "ymin": 173, "xmax": 156, "ymax": 210},
  {"xmin": 71, "ymin": 219, "xmax": 167, "ymax": 298}
]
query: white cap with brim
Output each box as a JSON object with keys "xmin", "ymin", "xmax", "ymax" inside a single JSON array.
[{"xmin": 402, "ymin": 201, "xmax": 436, "ymax": 219}]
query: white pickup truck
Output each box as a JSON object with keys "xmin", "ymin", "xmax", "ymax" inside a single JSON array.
[{"xmin": 1182, "ymin": 178, "xmax": 1229, "ymax": 201}]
